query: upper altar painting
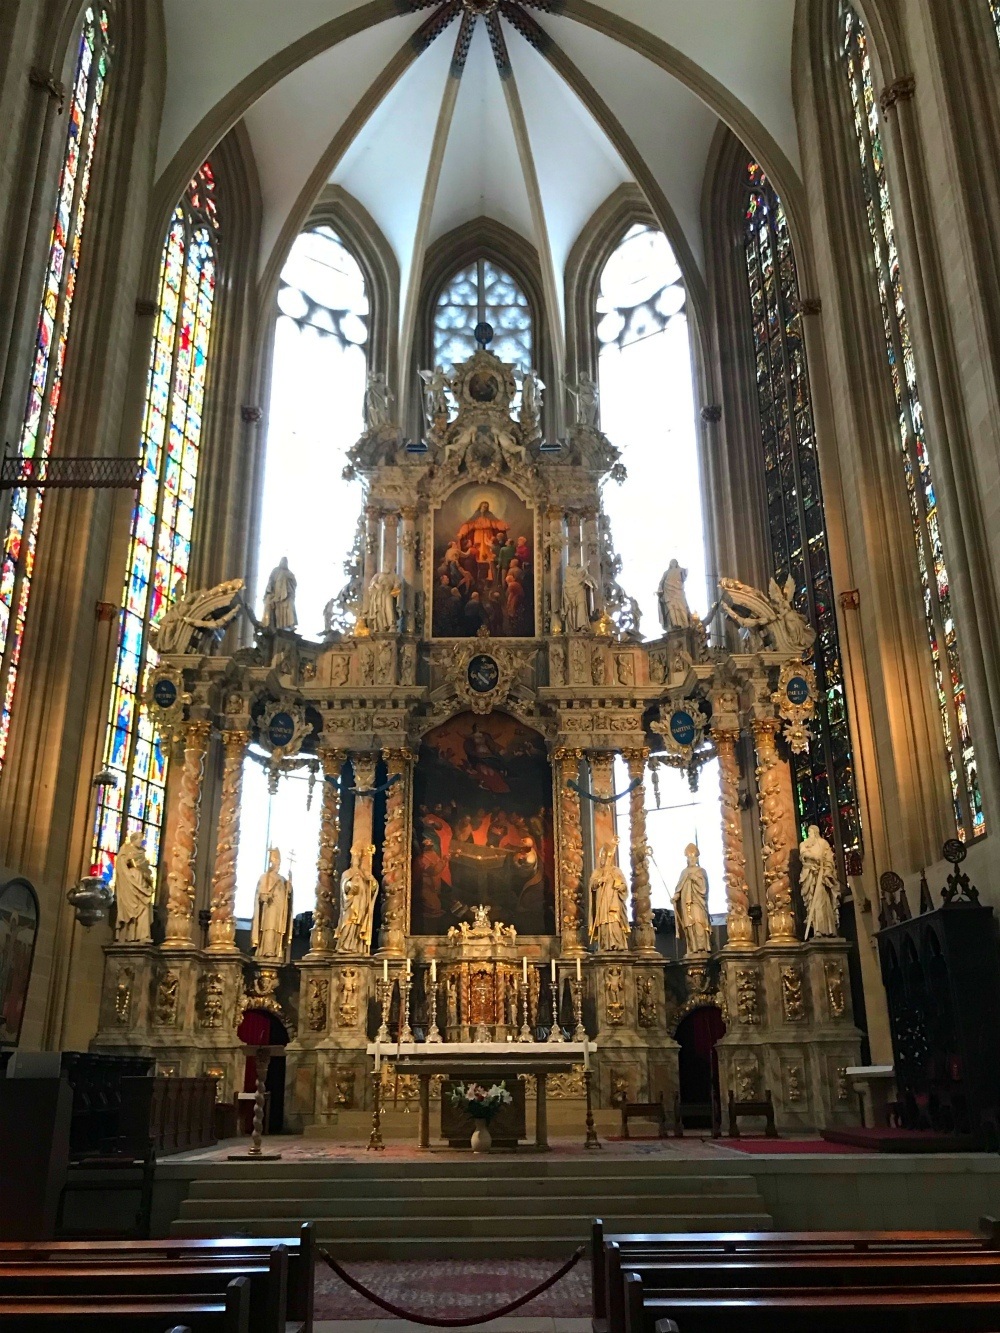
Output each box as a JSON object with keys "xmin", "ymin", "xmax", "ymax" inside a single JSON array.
[{"xmin": 432, "ymin": 482, "xmax": 535, "ymax": 638}]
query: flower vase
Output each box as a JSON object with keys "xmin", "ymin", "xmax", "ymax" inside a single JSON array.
[{"xmin": 471, "ymin": 1122, "xmax": 492, "ymax": 1153}]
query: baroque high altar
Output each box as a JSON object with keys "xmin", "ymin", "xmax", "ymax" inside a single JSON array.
[{"xmin": 94, "ymin": 340, "xmax": 861, "ymax": 1132}]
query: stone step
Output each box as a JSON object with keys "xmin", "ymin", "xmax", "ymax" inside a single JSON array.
[
  {"xmin": 183, "ymin": 1174, "xmax": 756, "ymax": 1201},
  {"xmin": 178, "ymin": 1192, "xmax": 765, "ymax": 1221},
  {"xmin": 167, "ymin": 1157, "xmax": 752, "ymax": 1182}
]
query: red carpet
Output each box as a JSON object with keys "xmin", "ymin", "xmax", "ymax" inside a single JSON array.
[
  {"xmin": 725, "ymin": 1138, "xmax": 868, "ymax": 1154},
  {"xmin": 314, "ymin": 1258, "xmax": 592, "ymax": 1320}
]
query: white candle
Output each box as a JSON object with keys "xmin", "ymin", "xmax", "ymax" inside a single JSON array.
[
  {"xmin": 383, "ymin": 959, "xmax": 388, "ymax": 983},
  {"xmin": 576, "ymin": 957, "xmax": 582, "ymax": 982},
  {"xmin": 431, "ymin": 958, "xmax": 437, "ymax": 983},
  {"xmin": 522, "ymin": 956, "xmax": 528, "ymax": 985},
  {"xmin": 550, "ymin": 958, "xmax": 556, "ymax": 983},
  {"xmin": 406, "ymin": 957, "xmax": 411, "ymax": 977}
]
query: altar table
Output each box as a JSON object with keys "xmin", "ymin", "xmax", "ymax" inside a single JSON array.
[{"xmin": 365, "ymin": 1041, "xmax": 598, "ymax": 1150}]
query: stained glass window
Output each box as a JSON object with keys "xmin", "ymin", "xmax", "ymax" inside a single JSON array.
[
  {"xmin": 744, "ymin": 165, "xmax": 861, "ymax": 859},
  {"xmin": 991, "ymin": 0, "xmax": 1000, "ymax": 46},
  {"xmin": 433, "ymin": 259, "xmax": 532, "ymax": 370},
  {"xmin": 0, "ymin": 7, "xmax": 110, "ymax": 771},
  {"xmin": 92, "ymin": 165, "xmax": 219, "ymax": 880},
  {"xmin": 840, "ymin": 3, "xmax": 983, "ymax": 839}
]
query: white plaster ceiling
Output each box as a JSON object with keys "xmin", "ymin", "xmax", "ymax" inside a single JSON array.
[{"xmin": 158, "ymin": 1, "xmax": 802, "ymax": 342}]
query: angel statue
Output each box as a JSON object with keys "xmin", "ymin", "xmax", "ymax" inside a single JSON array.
[
  {"xmin": 657, "ymin": 559, "xmax": 690, "ymax": 632},
  {"xmin": 799, "ymin": 825, "xmax": 840, "ymax": 938},
  {"xmin": 364, "ymin": 371, "xmax": 393, "ymax": 431},
  {"xmin": 565, "ymin": 371, "xmax": 600, "ymax": 428},
  {"xmin": 336, "ymin": 844, "xmax": 379, "ymax": 955},
  {"xmin": 720, "ymin": 575, "xmax": 817, "ymax": 656},
  {"xmin": 418, "ymin": 366, "xmax": 451, "ymax": 431},
  {"xmin": 149, "ymin": 577, "xmax": 243, "ymax": 655},
  {"xmin": 589, "ymin": 839, "xmax": 630, "ymax": 952},
  {"xmin": 112, "ymin": 831, "xmax": 155, "ymax": 943}
]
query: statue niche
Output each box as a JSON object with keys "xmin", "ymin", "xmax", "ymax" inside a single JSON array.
[
  {"xmin": 411, "ymin": 711, "xmax": 554, "ymax": 937},
  {"xmin": 431, "ymin": 482, "xmax": 535, "ymax": 638}
]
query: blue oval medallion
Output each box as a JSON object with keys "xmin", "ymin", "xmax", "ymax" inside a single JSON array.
[
  {"xmin": 467, "ymin": 653, "xmax": 500, "ymax": 694},
  {"xmin": 268, "ymin": 711, "xmax": 296, "ymax": 748},
  {"xmin": 669, "ymin": 709, "xmax": 696, "ymax": 747},
  {"xmin": 786, "ymin": 675, "xmax": 810, "ymax": 706},
  {"xmin": 152, "ymin": 677, "xmax": 177, "ymax": 709}
]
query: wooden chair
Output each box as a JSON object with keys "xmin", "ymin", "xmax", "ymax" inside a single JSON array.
[
  {"xmin": 672, "ymin": 1091, "xmax": 721, "ymax": 1139},
  {"xmin": 621, "ymin": 1092, "xmax": 669, "ymax": 1139},
  {"xmin": 727, "ymin": 1088, "xmax": 777, "ymax": 1137}
]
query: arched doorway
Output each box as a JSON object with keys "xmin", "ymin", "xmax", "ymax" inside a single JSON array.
[
  {"xmin": 675, "ymin": 1005, "xmax": 725, "ymax": 1131},
  {"xmin": 237, "ymin": 1009, "xmax": 289, "ymax": 1133}
]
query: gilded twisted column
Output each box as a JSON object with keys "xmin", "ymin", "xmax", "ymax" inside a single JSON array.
[
  {"xmin": 163, "ymin": 720, "xmax": 211, "ymax": 948},
  {"xmin": 752, "ymin": 718, "xmax": 798, "ymax": 943},
  {"xmin": 624, "ymin": 750, "xmax": 656, "ymax": 955},
  {"xmin": 588, "ymin": 751, "xmax": 617, "ymax": 860},
  {"xmin": 555, "ymin": 747, "xmax": 584, "ymax": 957},
  {"xmin": 308, "ymin": 747, "xmax": 346, "ymax": 956},
  {"xmin": 379, "ymin": 748, "xmax": 412, "ymax": 956},
  {"xmin": 206, "ymin": 729, "xmax": 250, "ymax": 953},
  {"xmin": 546, "ymin": 507, "xmax": 564, "ymax": 632},
  {"xmin": 400, "ymin": 506, "xmax": 418, "ymax": 633},
  {"xmin": 715, "ymin": 729, "xmax": 756, "ymax": 947}
]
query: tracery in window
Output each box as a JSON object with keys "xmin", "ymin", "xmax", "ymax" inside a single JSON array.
[
  {"xmin": 433, "ymin": 259, "xmax": 531, "ymax": 371},
  {"xmin": 93, "ymin": 165, "xmax": 219, "ymax": 880},
  {"xmin": 234, "ymin": 225, "xmax": 369, "ymax": 919},
  {"xmin": 0, "ymin": 7, "xmax": 110, "ymax": 770},
  {"xmin": 744, "ymin": 163, "xmax": 861, "ymax": 859},
  {"xmin": 597, "ymin": 224, "xmax": 724, "ymax": 914},
  {"xmin": 841, "ymin": 3, "xmax": 983, "ymax": 839}
]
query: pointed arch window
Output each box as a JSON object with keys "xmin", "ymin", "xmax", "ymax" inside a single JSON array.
[
  {"xmin": 0, "ymin": 6, "xmax": 110, "ymax": 769},
  {"xmin": 840, "ymin": 2, "xmax": 984, "ymax": 839},
  {"xmin": 92, "ymin": 165, "xmax": 219, "ymax": 880},
  {"xmin": 433, "ymin": 259, "xmax": 531, "ymax": 371},
  {"xmin": 744, "ymin": 163, "xmax": 861, "ymax": 859},
  {"xmin": 991, "ymin": 0, "xmax": 1000, "ymax": 45}
]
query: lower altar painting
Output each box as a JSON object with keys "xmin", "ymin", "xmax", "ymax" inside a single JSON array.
[
  {"xmin": 411, "ymin": 711, "xmax": 555, "ymax": 936},
  {"xmin": 432, "ymin": 482, "xmax": 535, "ymax": 637}
]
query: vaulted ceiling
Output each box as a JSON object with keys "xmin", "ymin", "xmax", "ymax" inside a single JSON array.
[{"xmin": 157, "ymin": 0, "xmax": 801, "ymax": 361}]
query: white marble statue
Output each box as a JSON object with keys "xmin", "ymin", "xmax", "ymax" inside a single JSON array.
[
  {"xmin": 336, "ymin": 844, "xmax": 379, "ymax": 955},
  {"xmin": 561, "ymin": 560, "xmax": 597, "ymax": 634},
  {"xmin": 799, "ymin": 824, "xmax": 840, "ymax": 938},
  {"xmin": 251, "ymin": 847, "xmax": 293, "ymax": 962},
  {"xmin": 418, "ymin": 366, "xmax": 450, "ymax": 428},
  {"xmin": 112, "ymin": 831, "xmax": 155, "ymax": 943},
  {"xmin": 364, "ymin": 371, "xmax": 393, "ymax": 431},
  {"xmin": 565, "ymin": 372, "xmax": 600, "ymax": 428},
  {"xmin": 672, "ymin": 843, "xmax": 713, "ymax": 956},
  {"xmin": 362, "ymin": 570, "xmax": 400, "ymax": 635},
  {"xmin": 521, "ymin": 370, "xmax": 544, "ymax": 429},
  {"xmin": 262, "ymin": 557, "xmax": 297, "ymax": 632},
  {"xmin": 149, "ymin": 578, "xmax": 243, "ymax": 655},
  {"xmin": 657, "ymin": 559, "xmax": 690, "ymax": 632},
  {"xmin": 720, "ymin": 575, "xmax": 817, "ymax": 656},
  {"xmin": 589, "ymin": 840, "xmax": 630, "ymax": 952}
]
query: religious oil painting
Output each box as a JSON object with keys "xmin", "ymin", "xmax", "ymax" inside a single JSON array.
[
  {"xmin": 411, "ymin": 712, "xmax": 555, "ymax": 937},
  {"xmin": 431, "ymin": 482, "xmax": 535, "ymax": 638},
  {"xmin": 0, "ymin": 878, "xmax": 39, "ymax": 1047}
]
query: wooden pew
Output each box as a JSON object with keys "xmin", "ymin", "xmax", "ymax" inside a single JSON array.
[
  {"xmin": 0, "ymin": 1223, "xmax": 314, "ymax": 1331},
  {"xmin": 0, "ymin": 1271, "xmax": 250, "ymax": 1332}
]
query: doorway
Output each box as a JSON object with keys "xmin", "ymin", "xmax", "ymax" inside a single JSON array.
[
  {"xmin": 237, "ymin": 1009, "xmax": 289, "ymax": 1132},
  {"xmin": 675, "ymin": 1005, "xmax": 725, "ymax": 1131}
]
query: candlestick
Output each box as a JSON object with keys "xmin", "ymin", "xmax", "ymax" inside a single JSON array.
[
  {"xmin": 426, "ymin": 968, "xmax": 442, "ymax": 1043},
  {"xmin": 570, "ymin": 975, "xmax": 587, "ymax": 1042},
  {"xmin": 547, "ymin": 969, "xmax": 565, "ymax": 1043},
  {"xmin": 518, "ymin": 977, "xmax": 533, "ymax": 1042},
  {"xmin": 399, "ymin": 972, "xmax": 413, "ymax": 1043},
  {"xmin": 376, "ymin": 975, "xmax": 391, "ymax": 1043}
]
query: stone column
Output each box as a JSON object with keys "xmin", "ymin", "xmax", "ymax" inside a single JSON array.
[
  {"xmin": 554, "ymin": 747, "xmax": 585, "ymax": 957},
  {"xmin": 307, "ymin": 747, "xmax": 346, "ymax": 957},
  {"xmin": 546, "ymin": 507, "xmax": 564, "ymax": 633},
  {"xmin": 400, "ymin": 506, "xmax": 418, "ymax": 633},
  {"xmin": 379, "ymin": 748, "xmax": 412, "ymax": 957},
  {"xmin": 587, "ymin": 751, "xmax": 618, "ymax": 859},
  {"xmin": 752, "ymin": 717, "xmax": 799, "ymax": 944},
  {"xmin": 363, "ymin": 506, "xmax": 380, "ymax": 585},
  {"xmin": 716, "ymin": 729, "xmax": 756, "ymax": 947},
  {"xmin": 163, "ymin": 720, "xmax": 212, "ymax": 949},
  {"xmin": 349, "ymin": 753, "xmax": 378, "ymax": 853},
  {"xmin": 583, "ymin": 509, "xmax": 603, "ymax": 613},
  {"xmin": 623, "ymin": 749, "xmax": 656, "ymax": 956},
  {"xmin": 382, "ymin": 509, "xmax": 399, "ymax": 579},
  {"xmin": 205, "ymin": 729, "xmax": 250, "ymax": 954}
]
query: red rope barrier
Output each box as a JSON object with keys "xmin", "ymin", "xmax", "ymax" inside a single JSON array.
[{"xmin": 318, "ymin": 1243, "xmax": 586, "ymax": 1327}]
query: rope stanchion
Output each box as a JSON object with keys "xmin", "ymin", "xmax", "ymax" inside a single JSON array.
[{"xmin": 318, "ymin": 1243, "xmax": 586, "ymax": 1327}]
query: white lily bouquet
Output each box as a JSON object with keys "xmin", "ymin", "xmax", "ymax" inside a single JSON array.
[{"xmin": 449, "ymin": 1080, "xmax": 513, "ymax": 1123}]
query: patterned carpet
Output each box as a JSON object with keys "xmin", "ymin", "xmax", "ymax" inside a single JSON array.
[
  {"xmin": 314, "ymin": 1257, "xmax": 591, "ymax": 1320},
  {"xmin": 172, "ymin": 1135, "xmax": 740, "ymax": 1162}
]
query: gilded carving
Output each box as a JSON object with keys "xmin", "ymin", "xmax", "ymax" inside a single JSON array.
[
  {"xmin": 164, "ymin": 721, "xmax": 211, "ymax": 945},
  {"xmin": 836, "ymin": 1065, "xmax": 849, "ymax": 1102},
  {"xmin": 548, "ymin": 1064, "xmax": 586, "ymax": 1098},
  {"xmin": 623, "ymin": 750, "xmax": 654, "ymax": 953},
  {"xmin": 637, "ymin": 975, "xmax": 657, "ymax": 1028},
  {"xmin": 154, "ymin": 969, "xmax": 180, "ymax": 1027},
  {"xmin": 379, "ymin": 750, "xmax": 411, "ymax": 955},
  {"xmin": 610, "ymin": 1070, "xmax": 630, "ymax": 1107},
  {"xmin": 555, "ymin": 747, "xmax": 584, "ymax": 955},
  {"xmin": 307, "ymin": 977, "xmax": 329, "ymax": 1031},
  {"xmin": 734, "ymin": 1060, "xmax": 759, "ymax": 1102},
  {"xmin": 714, "ymin": 728, "xmax": 755, "ymax": 946},
  {"xmin": 785, "ymin": 1063, "xmax": 804, "ymax": 1104},
  {"xmin": 338, "ymin": 968, "xmax": 359, "ymax": 1027},
  {"xmin": 735, "ymin": 966, "xmax": 760, "ymax": 1025},
  {"xmin": 207, "ymin": 730, "xmax": 249, "ymax": 952},
  {"xmin": 310, "ymin": 748, "xmax": 345, "ymax": 954},
  {"xmin": 113, "ymin": 968, "xmax": 132, "ymax": 1025},
  {"xmin": 752, "ymin": 717, "xmax": 798, "ymax": 942},
  {"xmin": 605, "ymin": 964, "xmax": 625, "ymax": 1026},
  {"xmin": 780, "ymin": 965, "xmax": 805, "ymax": 1022},
  {"xmin": 825, "ymin": 961, "xmax": 846, "ymax": 1019},
  {"xmin": 335, "ymin": 1070, "xmax": 355, "ymax": 1108},
  {"xmin": 199, "ymin": 971, "xmax": 225, "ymax": 1028}
]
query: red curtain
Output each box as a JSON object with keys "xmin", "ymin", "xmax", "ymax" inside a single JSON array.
[{"xmin": 238, "ymin": 1009, "xmax": 274, "ymax": 1091}]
